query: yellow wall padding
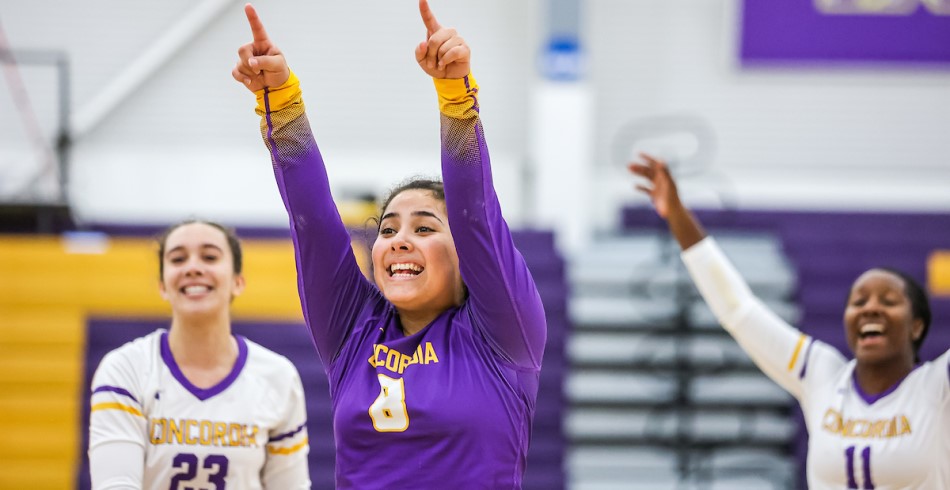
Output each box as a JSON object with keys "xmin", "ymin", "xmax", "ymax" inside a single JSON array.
[
  {"xmin": 1, "ymin": 235, "xmax": 303, "ymax": 319},
  {"xmin": 0, "ymin": 306, "xmax": 84, "ymax": 489},
  {"xmin": 929, "ymin": 250, "xmax": 950, "ymax": 297}
]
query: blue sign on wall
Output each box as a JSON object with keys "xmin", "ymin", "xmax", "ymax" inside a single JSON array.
[{"xmin": 541, "ymin": 36, "xmax": 583, "ymax": 81}]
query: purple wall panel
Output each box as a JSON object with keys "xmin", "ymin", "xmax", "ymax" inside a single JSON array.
[{"xmin": 741, "ymin": 0, "xmax": 950, "ymax": 65}]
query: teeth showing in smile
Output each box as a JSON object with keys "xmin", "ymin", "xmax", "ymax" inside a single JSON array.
[
  {"xmin": 183, "ymin": 285, "xmax": 211, "ymax": 295},
  {"xmin": 859, "ymin": 323, "xmax": 884, "ymax": 337},
  {"xmin": 390, "ymin": 263, "xmax": 423, "ymax": 276}
]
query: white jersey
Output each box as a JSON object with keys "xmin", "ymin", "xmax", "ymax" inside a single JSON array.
[
  {"xmin": 682, "ymin": 238, "xmax": 950, "ymax": 490},
  {"xmin": 89, "ymin": 329, "xmax": 310, "ymax": 490}
]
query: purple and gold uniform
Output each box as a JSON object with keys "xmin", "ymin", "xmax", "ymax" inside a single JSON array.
[
  {"xmin": 88, "ymin": 330, "xmax": 310, "ymax": 489},
  {"xmin": 683, "ymin": 237, "xmax": 950, "ymax": 489},
  {"xmin": 256, "ymin": 73, "xmax": 546, "ymax": 488}
]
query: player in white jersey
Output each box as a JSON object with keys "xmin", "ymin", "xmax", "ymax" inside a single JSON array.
[
  {"xmin": 629, "ymin": 154, "xmax": 949, "ymax": 489},
  {"xmin": 88, "ymin": 220, "xmax": 310, "ymax": 489}
]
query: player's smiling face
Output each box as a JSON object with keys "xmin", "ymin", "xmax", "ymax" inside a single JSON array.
[
  {"xmin": 159, "ymin": 223, "xmax": 245, "ymax": 317},
  {"xmin": 372, "ymin": 189, "xmax": 464, "ymax": 323},
  {"xmin": 844, "ymin": 269, "xmax": 922, "ymax": 366}
]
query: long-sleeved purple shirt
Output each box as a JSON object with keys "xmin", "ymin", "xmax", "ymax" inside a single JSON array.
[{"xmin": 257, "ymin": 73, "xmax": 547, "ymax": 489}]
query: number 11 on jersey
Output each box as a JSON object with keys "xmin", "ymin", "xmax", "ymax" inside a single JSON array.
[
  {"xmin": 845, "ymin": 445, "xmax": 875, "ymax": 489},
  {"xmin": 369, "ymin": 374, "xmax": 410, "ymax": 432}
]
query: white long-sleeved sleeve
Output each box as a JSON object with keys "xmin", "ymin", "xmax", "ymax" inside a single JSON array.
[
  {"xmin": 89, "ymin": 440, "xmax": 144, "ymax": 489},
  {"xmin": 681, "ymin": 237, "xmax": 846, "ymax": 399},
  {"xmin": 89, "ymin": 347, "xmax": 148, "ymax": 489},
  {"xmin": 261, "ymin": 366, "xmax": 311, "ymax": 489}
]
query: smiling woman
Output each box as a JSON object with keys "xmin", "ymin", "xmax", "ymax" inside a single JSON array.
[
  {"xmin": 157, "ymin": 222, "xmax": 246, "ymax": 327},
  {"xmin": 628, "ymin": 153, "xmax": 949, "ymax": 490},
  {"xmin": 373, "ymin": 185, "xmax": 465, "ymax": 335},
  {"xmin": 231, "ymin": 1, "xmax": 547, "ymax": 487},
  {"xmin": 87, "ymin": 220, "xmax": 311, "ymax": 490},
  {"xmin": 845, "ymin": 269, "xmax": 931, "ymax": 372}
]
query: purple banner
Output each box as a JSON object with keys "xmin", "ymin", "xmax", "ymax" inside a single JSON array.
[{"xmin": 740, "ymin": 0, "xmax": 950, "ymax": 65}]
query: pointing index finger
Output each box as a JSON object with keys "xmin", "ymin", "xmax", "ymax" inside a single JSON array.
[
  {"xmin": 419, "ymin": 0, "xmax": 441, "ymax": 36},
  {"xmin": 244, "ymin": 3, "xmax": 270, "ymax": 44}
]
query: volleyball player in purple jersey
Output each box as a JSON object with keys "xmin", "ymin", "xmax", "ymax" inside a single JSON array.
[
  {"xmin": 232, "ymin": 2, "xmax": 547, "ymax": 488},
  {"xmin": 629, "ymin": 154, "xmax": 949, "ymax": 489}
]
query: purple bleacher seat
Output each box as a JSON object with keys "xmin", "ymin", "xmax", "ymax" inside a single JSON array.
[{"xmin": 515, "ymin": 230, "xmax": 569, "ymax": 490}]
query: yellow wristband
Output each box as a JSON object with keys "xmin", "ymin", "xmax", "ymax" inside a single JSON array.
[
  {"xmin": 433, "ymin": 74, "xmax": 479, "ymax": 115},
  {"xmin": 255, "ymin": 71, "xmax": 301, "ymax": 114}
]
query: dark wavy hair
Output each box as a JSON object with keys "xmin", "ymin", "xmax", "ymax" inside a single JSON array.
[{"xmin": 374, "ymin": 177, "xmax": 445, "ymax": 229}]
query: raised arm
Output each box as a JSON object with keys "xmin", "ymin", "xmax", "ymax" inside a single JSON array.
[
  {"xmin": 233, "ymin": 4, "xmax": 374, "ymax": 364},
  {"xmin": 629, "ymin": 154, "xmax": 846, "ymax": 398},
  {"xmin": 416, "ymin": 0, "xmax": 546, "ymax": 370}
]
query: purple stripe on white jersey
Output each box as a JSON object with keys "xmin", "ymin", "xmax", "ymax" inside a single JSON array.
[
  {"xmin": 269, "ymin": 421, "xmax": 307, "ymax": 443},
  {"xmin": 92, "ymin": 385, "xmax": 139, "ymax": 404},
  {"xmin": 159, "ymin": 332, "xmax": 249, "ymax": 401},
  {"xmin": 798, "ymin": 337, "xmax": 814, "ymax": 379}
]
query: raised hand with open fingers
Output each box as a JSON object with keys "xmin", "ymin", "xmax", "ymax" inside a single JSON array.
[
  {"xmin": 414, "ymin": 0, "xmax": 471, "ymax": 79},
  {"xmin": 231, "ymin": 3, "xmax": 290, "ymax": 93},
  {"xmin": 628, "ymin": 153, "xmax": 681, "ymax": 220},
  {"xmin": 629, "ymin": 153, "xmax": 706, "ymax": 250}
]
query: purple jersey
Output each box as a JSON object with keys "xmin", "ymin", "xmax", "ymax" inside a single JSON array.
[{"xmin": 256, "ymin": 73, "xmax": 547, "ymax": 489}]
